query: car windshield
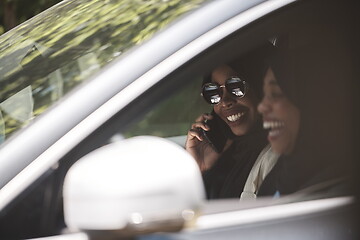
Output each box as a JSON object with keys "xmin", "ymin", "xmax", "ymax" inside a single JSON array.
[{"xmin": 0, "ymin": 0, "xmax": 208, "ymax": 146}]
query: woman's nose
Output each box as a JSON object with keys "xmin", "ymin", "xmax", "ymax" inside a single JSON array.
[
  {"xmin": 220, "ymin": 88, "xmax": 236, "ymax": 107},
  {"xmin": 257, "ymin": 97, "xmax": 270, "ymax": 114}
]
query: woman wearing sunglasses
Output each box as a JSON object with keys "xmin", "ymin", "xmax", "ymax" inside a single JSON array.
[{"xmin": 185, "ymin": 46, "xmax": 278, "ymax": 199}]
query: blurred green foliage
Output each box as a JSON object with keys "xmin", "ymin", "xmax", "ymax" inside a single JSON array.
[{"xmin": 0, "ymin": 0, "xmax": 209, "ymax": 142}]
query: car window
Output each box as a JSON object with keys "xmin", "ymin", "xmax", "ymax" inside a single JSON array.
[
  {"xmin": 123, "ymin": 76, "xmax": 210, "ymax": 143},
  {"xmin": 107, "ymin": 0, "xmax": 356, "ymax": 203},
  {"xmin": 0, "ymin": 0, "xmax": 209, "ymax": 145}
]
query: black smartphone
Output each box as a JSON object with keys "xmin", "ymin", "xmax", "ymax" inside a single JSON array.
[{"xmin": 201, "ymin": 111, "xmax": 231, "ymax": 153}]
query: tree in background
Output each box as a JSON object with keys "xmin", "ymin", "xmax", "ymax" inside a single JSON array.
[{"xmin": 0, "ymin": 0, "xmax": 62, "ymax": 34}]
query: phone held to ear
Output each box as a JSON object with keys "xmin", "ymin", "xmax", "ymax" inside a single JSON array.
[{"xmin": 201, "ymin": 111, "xmax": 231, "ymax": 153}]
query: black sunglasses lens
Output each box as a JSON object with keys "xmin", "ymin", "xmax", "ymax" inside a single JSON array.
[
  {"xmin": 226, "ymin": 78, "xmax": 246, "ymax": 97},
  {"xmin": 202, "ymin": 83, "xmax": 221, "ymax": 104}
]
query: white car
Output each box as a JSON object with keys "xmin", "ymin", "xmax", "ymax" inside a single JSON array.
[{"xmin": 0, "ymin": 0, "xmax": 358, "ymax": 239}]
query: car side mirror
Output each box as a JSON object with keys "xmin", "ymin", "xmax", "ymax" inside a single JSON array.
[{"xmin": 63, "ymin": 136, "xmax": 205, "ymax": 235}]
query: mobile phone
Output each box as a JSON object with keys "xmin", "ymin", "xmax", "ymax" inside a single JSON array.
[{"xmin": 201, "ymin": 111, "xmax": 231, "ymax": 153}]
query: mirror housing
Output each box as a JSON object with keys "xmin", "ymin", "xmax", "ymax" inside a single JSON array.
[{"xmin": 63, "ymin": 136, "xmax": 205, "ymax": 234}]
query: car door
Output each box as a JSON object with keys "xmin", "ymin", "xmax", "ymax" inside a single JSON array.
[{"xmin": 0, "ymin": 0, "xmax": 358, "ymax": 239}]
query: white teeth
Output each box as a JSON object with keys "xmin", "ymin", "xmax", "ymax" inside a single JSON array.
[
  {"xmin": 263, "ymin": 121, "xmax": 284, "ymax": 129},
  {"xmin": 269, "ymin": 129, "xmax": 280, "ymax": 137},
  {"xmin": 227, "ymin": 112, "xmax": 244, "ymax": 122}
]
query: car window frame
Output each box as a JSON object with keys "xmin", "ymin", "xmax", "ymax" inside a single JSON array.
[
  {"xmin": 0, "ymin": 0, "xmax": 270, "ymax": 191},
  {"xmin": 0, "ymin": 0, "xmax": 293, "ymax": 212}
]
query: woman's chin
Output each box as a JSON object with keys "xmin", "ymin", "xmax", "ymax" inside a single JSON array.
[
  {"xmin": 230, "ymin": 126, "xmax": 249, "ymax": 136},
  {"xmin": 270, "ymin": 141, "xmax": 292, "ymax": 155}
]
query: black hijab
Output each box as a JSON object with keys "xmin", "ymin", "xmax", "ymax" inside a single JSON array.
[{"xmin": 259, "ymin": 32, "xmax": 354, "ymax": 196}]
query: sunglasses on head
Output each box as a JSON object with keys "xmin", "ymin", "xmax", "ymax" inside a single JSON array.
[{"xmin": 201, "ymin": 77, "xmax": 248, "ymax": 105}]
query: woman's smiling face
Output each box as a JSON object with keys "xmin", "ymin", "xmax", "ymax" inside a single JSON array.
[
  {"xmin": 257, "ymin": 67, "xmax": 300, "ymax": 155},
  {"xmin": 212, "ymin": 65, "xmax": 260, "ymax": 136}
]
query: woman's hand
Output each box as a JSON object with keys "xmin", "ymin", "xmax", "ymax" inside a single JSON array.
[{"xmin": 185, "ymin": 113, "xmax": 229, "ymax": 172}]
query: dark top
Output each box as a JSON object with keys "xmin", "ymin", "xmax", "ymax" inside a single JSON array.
[{"xmin": 202, "ymin": 126, "xmax": 267, "ymax": 199}]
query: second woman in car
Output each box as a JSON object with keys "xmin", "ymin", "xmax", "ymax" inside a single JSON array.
[{"xmin": 257, "ymin": 37, "xmax": 352, "ymax": 196}]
